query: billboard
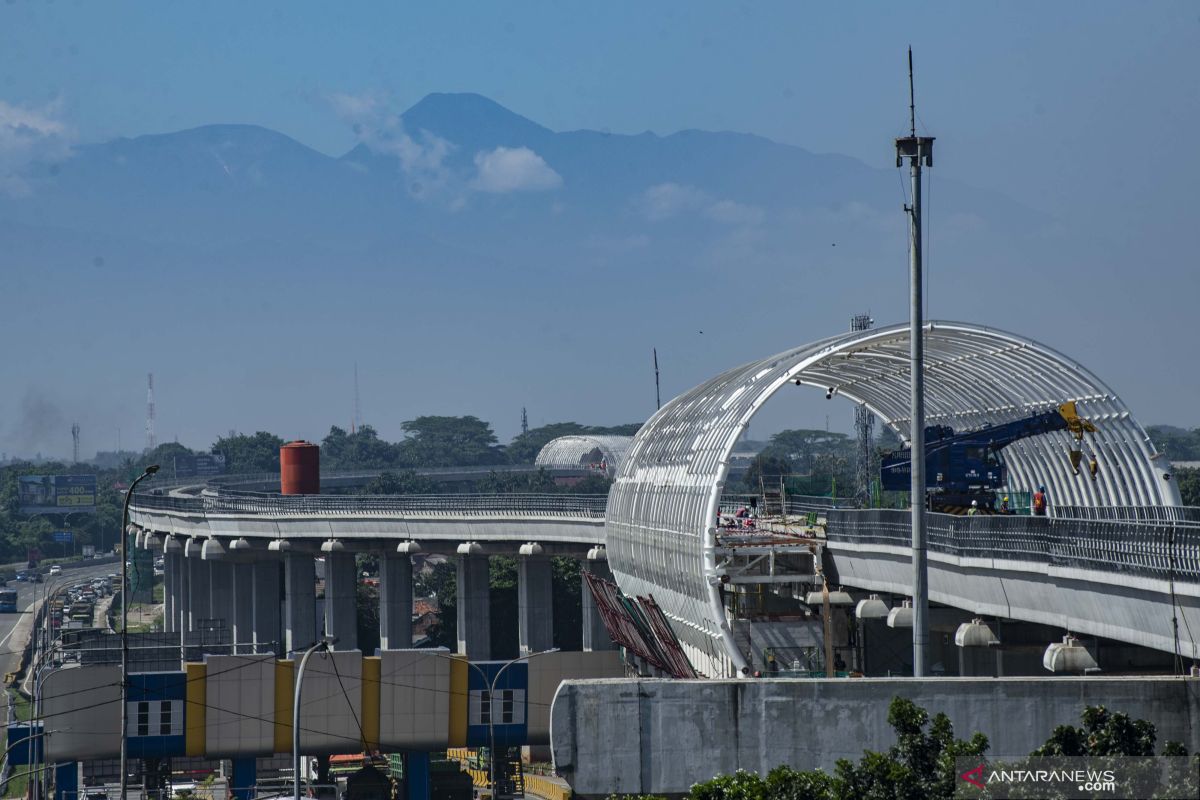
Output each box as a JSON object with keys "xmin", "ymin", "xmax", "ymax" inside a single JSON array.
[
  {"xmin": 18, "ymin": 475, "xmax": 97, "ymax": 514},
  {"xmin": 172, "ymin": 453, "xmax": 226, "ymax": 479}
]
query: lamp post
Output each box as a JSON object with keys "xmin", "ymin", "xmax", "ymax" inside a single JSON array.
[
  {"xmin": 0, "ymin": 729, "xmax": 63, "ymax": 798},
  {"xmin": 119, "ymin": 464, "xmax": 159, "ymax": 800},
  {"xmin": 293, "ymin": 636, "xmax": 337, "ymax": 800},
  {"xmin": 419, "ymin": 647, "xmax": 559, "ymax": 798}
]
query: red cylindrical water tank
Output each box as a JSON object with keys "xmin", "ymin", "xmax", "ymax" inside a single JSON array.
[{"xmin": 280, "ymin": 440, "xmax": 320, "ymax": 495}]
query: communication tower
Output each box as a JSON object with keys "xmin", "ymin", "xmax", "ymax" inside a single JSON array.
[
  {"xmin": 146, "ymin": 372, "xmax": 157, "ymax": 452},
  {"xmin": 71, "ymin": 422, "xmax": 80, "ymax": 464},
  {"xmin": 850, "ymin": 314, "xmax": 875, "ymax": 506},
  {"xmin": 521, "ymin": 407, "xmax": 529, "ymax": 435}
]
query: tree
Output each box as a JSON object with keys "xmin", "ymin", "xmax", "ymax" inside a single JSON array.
[
  {"xmin": 398, "ymin": 416, "xmax": 507, "ymax": 467},
  {"xmin": 744, "ymin": 452, "xmax": 792, "ymax": 492},
  {"xmin": 1176, "ymin": 467, "xmax": 1199, "ymax": 506},
  {"xmin": 211, "ymin": 431, "xmax": 284, "ymax": 473},
  {"xmin": 414, "ymin": 559, "xmax": 458, "ymax": 649},
  {"xmin": 363, "ymin": 470, "xmax": 439, "ymax": 495},
  {"xmin": 321, "ymin": 425, "xmax": 401, "ymax": 470},
  {"xmin": 506, "ymin": 423, "xmax": 590, "ymax": 464}
]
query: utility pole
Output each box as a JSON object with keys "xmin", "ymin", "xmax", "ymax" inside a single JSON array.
[{"xmin": 895, "ymin": 47, "xmax": 934, "ymax": 677}]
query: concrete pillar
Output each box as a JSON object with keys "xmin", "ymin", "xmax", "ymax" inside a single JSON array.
[
  {"xmin": 208, "ymin": 560, "xmax": 235, "ymax": 639},
  {"xmin": 518, "ymin": 544, "xmax": 554, "ymax": 655},
  {"xmin": 456, "ymin": 545, "xmax": 490, "ymax": 659},
  {"xmin": 322, "ymin": 549, "xmax": 358, "ymax": 651},
  {"xmin": 177, "ymin": 552, "xmax": 190, "ymax": 653},
  {"xmin": 379, "ymin": 554, "xmax": 413, "ymax": 651},
  {"xmin": 231, "ymin": 561, "xmax": 255, "ymax": 654},
  {"xmin": 582, "ymin": 556, "xmax": 616, "ymax": 651},
  {"xmin": 284, "ymin": 552, "xmax": 317, "ymax": 654},
  {"xmin": 163, "ymin": 550, "xmax": 175, "ymax": 635},
  {"xmin": 253, "ymin": 559, "xmax": 283, "ymax": 655},
  {"xmin": 186, "ymin": 555, "xmax": 208, "ymax": 632}
]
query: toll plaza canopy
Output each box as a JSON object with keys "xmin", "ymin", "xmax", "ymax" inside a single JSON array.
[
  {"xmin": 535, "ymin": 435, "xmax": 634, "ymax": 477},
  {"xmin": 604, "ymin": 320, "xmax": 1178, "ymax": 678}
]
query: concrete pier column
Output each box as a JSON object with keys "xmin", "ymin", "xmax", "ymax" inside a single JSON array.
[
  {"xmin": 162, "ymin": 548, "xmax": 175, "ymax": 634},
  {"xmin": 379, "ymin": 548, "xmax": 415, "ymax": 651},
  {"xmin": 231, "ymin": 561, "xmax": 255, "ymax": 654},
  {"xmin": 185, "ymin": 542, "xmax": 208, "ymax": 633},
  {"xmin": 456, "ymin": 543, "xmax": 490, "ymax": 659},
  {"xmin": 582, "ymin": 549, "xmax": 616, "ymax": 651},
  {"xmin": 208, "ymin": 559, "xmax": 235, "ymax": 640},
  {"xmin": 177, "ymin": 548, "xmax": 191, "ymax": 652},
  {"xmin": 253, "ymin": 559, "xmax": 283, "ymax": 654},
  {"xmin": 284, "ymin": 551, "xmax": 317, "ymax": 654},
  {"xmin": 518, "ymin": 543, "xmax": 554, "ymax": 655},
  {"xmin": 322, "ymin": 546, "xmax": 358, "ymax": 651}
]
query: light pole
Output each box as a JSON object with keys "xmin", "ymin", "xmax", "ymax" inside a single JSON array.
[
  {"xmin": 119, "ymin": 464, "xmax": 159, "ymax": 800},
  {"xmin": 293, "ymin": 636, "xmax": 337, "ymax": 800},
  {"xmin": 0, "ymin": 729, "xmax": 63, "ymax": 797},
  {"xmin": 418, "ymin": 647, "xmax": 559, "ymax": 798}
]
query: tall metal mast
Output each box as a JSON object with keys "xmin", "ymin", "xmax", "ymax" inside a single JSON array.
[
  {"xmin": 653, "ymin": 348, "xmax": 661, "ymax": 411},
  {"xmin": 71, "ymin": 422, "xmax": 80, "ymax": 464},
  {"xmin": 145, "ymin": 372, "xmax": 157, "ymax": 452},
  {"xmin": 895, "ymin": 47, "xmax": 934, "ymax": 677}
]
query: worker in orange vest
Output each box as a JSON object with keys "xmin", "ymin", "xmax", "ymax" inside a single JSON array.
[{"xmin": 1032, "ymin": 486, "xmax": 1048, "ymax": 516}]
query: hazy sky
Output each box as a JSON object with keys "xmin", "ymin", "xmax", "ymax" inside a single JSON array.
[{"xmin": 1, "ymin": 1, "xmax": 1198, "ymax": 458}]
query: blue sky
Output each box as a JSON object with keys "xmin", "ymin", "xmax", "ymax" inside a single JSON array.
[{"xmin": 1, "ymin": 1, "xmax": 1197, "ymax": 457}]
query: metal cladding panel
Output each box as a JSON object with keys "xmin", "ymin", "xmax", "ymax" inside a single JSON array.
[
  {"xmin": 535, "ymin": 435, "xmax": 635, "ymax": 475},
  {"xmin": 377, "ymin": 650, "xmax": 452, "ymax": 750},
  {"xmin": 43, "ymin": 664, "xmax": 122, "ymax": 762},
  {"xmin": 204, "ymin": 654, "xmax": 277, "ymax": 756},
  {"xmin": 605, "ymin": 321, "xmax": 1177, "ymax": 678}
]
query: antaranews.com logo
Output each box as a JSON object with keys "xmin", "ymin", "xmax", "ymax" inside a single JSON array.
[{"xmin": 954, "ymin": 756, "xmax": 1199, "ymax": 799}]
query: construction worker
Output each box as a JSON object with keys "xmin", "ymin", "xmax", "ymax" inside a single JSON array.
[
  {"xmin": 1032, "ymin": 486, "xmax": 1048, "ymax": 516},
  {"xmin": 967, "ymin": 499, "xmax": 979, "ymax": 516},
  {"xmin": 1000, "ymin": 495, "xmax": 1011, "ymax": 514}
]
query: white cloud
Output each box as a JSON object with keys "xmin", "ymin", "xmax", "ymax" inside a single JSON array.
[
  {"xmin": 471, "ymin": 146, "xmax": 562, "ymax": 193},
  {"xmin": 0, "ymin": 99, "xmax": 73, "ymax": 195},
  {"xmin": 328, "ymin": 91, "xmax": 455, "ymax": 198},
  {"xmin": 636, "ymin": 182, "xmax": 764, "ymax": 226}
]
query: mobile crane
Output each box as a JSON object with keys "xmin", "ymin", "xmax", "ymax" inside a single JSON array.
[{"xmin": 879, "ymin": 401, "xmax": 1098, "ymax": 513}]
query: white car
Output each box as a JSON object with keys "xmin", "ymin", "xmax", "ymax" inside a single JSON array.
[{"xmin": 48, "ymin": 565, "xmax": 62, "ymax": 575}]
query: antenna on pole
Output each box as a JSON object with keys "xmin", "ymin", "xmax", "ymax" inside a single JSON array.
[
  {"xmin": 653, "ymin": 348, "xmax": 661, "ymax": 411},
  {"xmin": 71, "ymin": 422, "xmax": 80, "ymax": 464},
  {"xmin": 908, "ymin": 46, "xmax": 916, "ymax": 137},
  {"xmin": 895, "ymin": 48, "xmax": 934, "ymax": 678}
]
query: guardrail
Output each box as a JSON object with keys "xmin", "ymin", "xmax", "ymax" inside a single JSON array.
[
  {"xmin": 825, "ymin": 509, "xmax": 1200, "ymax": 581},
  {"xmin": 139, "ymin": 464, "xmax": 589, "ymax": 493},
  {"xmin": 130, "ymin": 491, "xmax": 609, "ymax": 518}
]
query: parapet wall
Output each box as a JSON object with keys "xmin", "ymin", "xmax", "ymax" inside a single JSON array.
[{"xmin": 550, "ymin": 676, "xmax": 1200, "ymax": 798}]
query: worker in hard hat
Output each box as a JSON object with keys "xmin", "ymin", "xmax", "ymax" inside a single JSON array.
[
  {"xmin": 967, "ymin": 499, "xmax": 979, "ymax": 516},
  {"xmin": 999, "ymin": 496, "xmax": 1010, "ymax": 514},
  {"xmin": 1032, "ymin": 486, "xmax": 1048, "ymax": 516}
]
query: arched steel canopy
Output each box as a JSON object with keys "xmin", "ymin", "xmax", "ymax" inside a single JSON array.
[
  {"xmin": 604, "ymin": 320, "xmax": 1178, "ymax": 678},
  {"xmin": 535, "ymin": 435, "xmax": 633, "ymax": 477}
]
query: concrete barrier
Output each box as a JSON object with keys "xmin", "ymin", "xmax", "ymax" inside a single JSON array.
[{"xmin": 550, "ymin": 676, "xmax": 1200, "ymax": 798}]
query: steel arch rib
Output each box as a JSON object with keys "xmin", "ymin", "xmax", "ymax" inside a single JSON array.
[{"xmin": 604, "ymin": 320, "xmax": 1180, "ymax": 678}]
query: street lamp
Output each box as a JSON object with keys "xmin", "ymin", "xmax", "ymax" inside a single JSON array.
[
  {"xmin": 119, "ymin": 464, "xmax": 158, "ymax": 800},
  {"xmin": 418, "ymin": 647, "xmax": 560, "ymax": 798},
  {"xmin": 293, "ymin": 636, "xmax": 337, "ymax": 800},
  {"xmin": 0, "ymin": 728, "xmax": 64, "ymax": 797}
]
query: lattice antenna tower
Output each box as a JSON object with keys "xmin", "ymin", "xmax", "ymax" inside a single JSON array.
[
  {"xmin": 521, "ymin": 407, "xmax": 529, "ymax": 435},
  {"xmin": 145, "ymin": 372, "xmax": 157, "ymax": 452},
  {"xmin": 353, "ymin": 362, "xmax": 361, "ymax": 434},
  {"xmin": 851, "ymin": 314, "xmax": 875, "ymax": 505},
  {"xmin": 71, "ymin": 422, "xmax": 80, "ymax": 464}
]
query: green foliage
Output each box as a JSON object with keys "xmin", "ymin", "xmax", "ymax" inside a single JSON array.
[
  {"xmin": 322, "ymin": 425, "xmax": 402, "ymax": 469},
  {"xmin": 414, "ymin": 559, "xmax": 458, "ymax": 649},
  {"xmin": 1032, "ymin": 705, "xmax": 1164, "ymax": 757},
  {"xmin": 1147, "ymin": 425, "xmax": 1200, "ymax": 461},
  {"xmin": 399, "ymin": 416, "xmax": 506, "ymax": 467},
  {"xmin": 551, "ymin": 555, "xmax": 583, "ymax": 651},
  {"xmin": 211, "ymin": 431, "xmax": 284, "ymax": 472},
  {"xmin": 356, "ymin": 582, "xmax": 381, "ymax": 654},
  {"xmin": 363, "ymin": 470, "xmax": 439, "ymax": 495},
  {"xmin": 477, "ymin": 468, "xmax": 557, "ymax": 494},
  {"xmin": 1176, "ymin": 467, "xmax": 1200, "ymax": 506}
]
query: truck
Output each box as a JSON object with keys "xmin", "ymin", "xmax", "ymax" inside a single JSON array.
[{"xmin": 880, "ymin": 401, "xmax": 1098, "ymax": 513}]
